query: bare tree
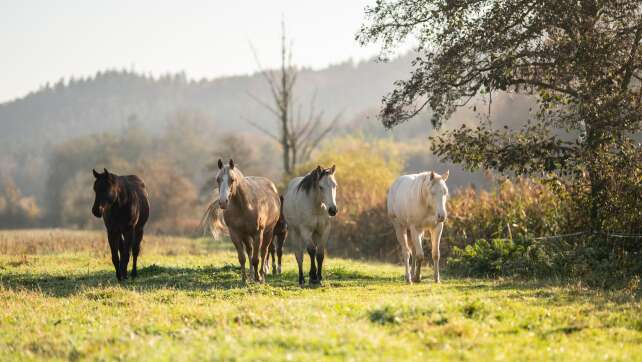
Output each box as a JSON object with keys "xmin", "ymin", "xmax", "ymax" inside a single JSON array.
[{"xmin": 246, "ymin": 21, "xmax": 339, "ymax": 175}]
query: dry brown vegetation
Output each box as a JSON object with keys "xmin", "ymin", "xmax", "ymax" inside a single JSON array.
[{"xmin": 0, "ymin": 229, "xmax": 220, "ymax": 256}]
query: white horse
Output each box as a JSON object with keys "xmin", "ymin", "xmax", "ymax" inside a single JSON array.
[
  {"xmin": 387, "ymin": 170, "xmax": 449, "ymax": 283},
  {"xmin": 283, "ymin": 165, "xmax": 338, "ymax": 287}
]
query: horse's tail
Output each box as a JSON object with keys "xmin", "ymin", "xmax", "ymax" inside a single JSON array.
[
  {"xmin": 279, "ymin": 195, "xmax": 285, "ymax": 217},
  {"xmin": 200, "ymin": 200, "xmax": 225, "ymax": 239}
]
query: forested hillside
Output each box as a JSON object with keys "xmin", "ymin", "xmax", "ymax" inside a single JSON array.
[{"xmin": 0, "ymin": 53, "xmax": 535, "ymax": 230}]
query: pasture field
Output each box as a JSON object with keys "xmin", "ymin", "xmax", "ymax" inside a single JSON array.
[{"xmin": 0, "ymin": 230, "xmax": 641, "ymax": 361}]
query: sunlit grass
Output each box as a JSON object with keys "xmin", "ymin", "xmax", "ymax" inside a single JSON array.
[{"xmin": 0, "ymin": 230, "xmax": 640, "ymax": 361}]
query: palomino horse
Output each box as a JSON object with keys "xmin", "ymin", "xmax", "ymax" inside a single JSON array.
[
  {"xmin": 202, "ymin": 159, "xmax": 281, "ymax": 283},
  {"xmin": 283, "ymin": 165, "xmax": 338, "ymax": 286},
  {"xmin": 91, "ymin": 168, "xmax": 149, "ymax": 281},
  {"xmin": 387, "ymin": 170, "xmax": 449, "ymax": 283}
]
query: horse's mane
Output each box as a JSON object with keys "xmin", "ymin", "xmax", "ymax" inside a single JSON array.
[
  {"xmin": 226, "ymin": 166, "xmax": 245, "ymax": 180},
  {"xmin": 297, "ymin": 167, "xmax": 331, "ymax": 194}
]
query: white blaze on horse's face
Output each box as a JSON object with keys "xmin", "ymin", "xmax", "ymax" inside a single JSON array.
[
  {"xmin": 319, "ymin": 165, "xmax": 338, "ymax": 216},
  {"xmin": 217, "ymin": 159, "xmax": 236, "ymax": 209},
  {"xmin": 426, "ymin": 170, "xmax": 449, "ymax": 223}
]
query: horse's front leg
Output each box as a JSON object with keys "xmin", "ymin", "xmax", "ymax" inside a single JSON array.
[
  {"xmin": 229, "ymin": 230, "xmax": 247, "ymax": 283},
  {"xmin": 119, "ymin": 228, "xmax": 134, "ymax": 281},
  {"xmin": 299, "ymin": 228, "xmax": 315, "ymax": 286},
  {"xmin": 430, "ymin": 223, "xmax": 444, "ymax": 283},
  {"xmin": 393, "ymin": 224, "xmax": 412, "ymax": 283},
  {"xmin": 107, "ymin": 230, "xmax": 121, "ymax": 281},
  {"xmin": 289, "ymin": 228, "xmax": 305, "ymax": 286},
  {"xmin": 410, "ymin": 226, "xmax": 425, "ymax": 283},
  {"xmin": 251, "ymin": 228, "xmax": 264, "ymax": 283},
  {"xmin": 314, "ymin": 225, "xmax": 331, "ymax": 284}
]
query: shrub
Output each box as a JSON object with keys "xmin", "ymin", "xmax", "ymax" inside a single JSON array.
[
  {"xmin": 447, "ymin": 235, "xmax": 642, "ymax": 289},
  {"xmin": 0, "ymin": 176, "xmax": 42, "ymax": 228},
  {"xmin": 441, "ymin": 178, "xmax": 571, "ymax": 258}
]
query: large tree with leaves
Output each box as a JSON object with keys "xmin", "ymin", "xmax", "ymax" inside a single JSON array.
[{"xmin": 359, "ymin": 0, "xmax": 642, "ymax": 232}]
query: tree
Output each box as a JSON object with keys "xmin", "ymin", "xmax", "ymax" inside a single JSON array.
[
  {"xmin": 0, "ymin": 175, "xmax": 41, "ymax": 228},
  {"xmin": 248, "ymin": 20, "xmax": 339, "ymax": 175},
  {"xmin": 358, "ymin": 0, "xmax": 642, "ymax": 231}
]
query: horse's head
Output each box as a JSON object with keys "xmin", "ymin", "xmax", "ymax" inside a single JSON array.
[
  {"xmin": 422, "ymin": 170, "xmax": 449, "ymax": 223},
  {"xmin": 314, "ymin": 165, "xmax": 338, "ymax": 216},
  {"xmin": 92, "ymin": 168, "xmax": 118, "ymax": 218},
  {"xmin": 216, "ymin": 159, "xmax": 241, "ymax": 209}
]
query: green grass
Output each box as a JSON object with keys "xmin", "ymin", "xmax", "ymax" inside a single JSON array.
[{"xmin": 0, "ymin": 230, "xmax": 641, "ymax": 361}]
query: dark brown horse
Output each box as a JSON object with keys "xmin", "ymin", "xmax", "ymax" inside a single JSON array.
[{"xmin": 92, "ymin": 168, "xmax": 149, "ymax": 281}]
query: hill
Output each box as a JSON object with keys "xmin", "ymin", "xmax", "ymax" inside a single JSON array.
[{"xmin": 0, "ymin": 56, "xmax": 414, "ymax": 153}]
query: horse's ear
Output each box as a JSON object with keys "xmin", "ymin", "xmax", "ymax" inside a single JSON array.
[
  {"xmin": 442, "ymin": 170, "xmax": 449, "ymax": 181},
  {"xmin": 329, "ymin": 164, "xmax": 336, "ymax": 175},
  {"xmin": 229, "ymin": 159, "xmax": 235, "ymax": 169},
  {"xmin": 92, "ymin": 169, "xmax": 100, "ymax": 178},
  {"xmin": 103, "ymin": 168, "xmax": 110, "ymax": 176},
  {"xmin": 218, "ymin": 159, "xmax": 223, "ymax": 169},
  {"xmin": 430, "ymin": 171, "xmax": 436, "ymax": 181}
]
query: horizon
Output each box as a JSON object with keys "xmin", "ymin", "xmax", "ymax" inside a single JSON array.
[{"xmin": 0, "ymin": 1, "xmax": 391, "ymax": 103}]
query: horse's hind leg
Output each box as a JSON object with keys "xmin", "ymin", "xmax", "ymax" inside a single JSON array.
[
  {"xmin": 276, "ymin": 230, "xmax": 285, "ymax": 274},
  {"xmin": 269, "ymin": 240, "xmax": 276, "ymax": 276},
  {"xmin": 394, "ymin": 223, "xmax": 412, "ymax": 284},
  {"xmin": 131, "ymin": 228, "xmax": 143, "ymax": 278},
  {"xmin": 107, "ymin": 230, "xmax": 121, "ymax": 281},
  {"xmin": 259, "ymin": 228, "xmax": 273, "ymax": 282}
]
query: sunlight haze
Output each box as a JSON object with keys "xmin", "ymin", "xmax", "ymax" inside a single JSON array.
[{"xmin": 0, "ymin": 0, "xmax": 379, "ymax": 102}]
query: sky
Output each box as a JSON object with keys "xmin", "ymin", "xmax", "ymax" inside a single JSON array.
[{"xmin": 0, "ymin": 0, "xmax": 383, "ymax": 103}]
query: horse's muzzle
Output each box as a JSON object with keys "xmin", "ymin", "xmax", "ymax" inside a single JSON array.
[
  {"xmin": 328, "ymin": 206, "xmax": 337, "ymax": 216},
  {"xmin": 219, "ymin": 200, "xmax": 228, "ymax": 209},
  {"xmin": 92, "ymin": 205, "xmax": 103, "ymax": 218}
]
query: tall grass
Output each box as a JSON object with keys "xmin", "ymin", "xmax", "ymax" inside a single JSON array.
[{"xmin": 0, "ymin": 229, "xmax": 228, "ymax": 256}]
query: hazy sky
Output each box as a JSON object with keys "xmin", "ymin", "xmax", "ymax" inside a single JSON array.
[{"xmin": 0, "ymin": 0, "xmax": 383, "ymax": 103}]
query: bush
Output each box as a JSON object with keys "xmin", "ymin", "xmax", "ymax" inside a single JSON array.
[
  {"xmin": 448, "ymin": 235, "xmax": 642, "ymax": 289},
  {"xmin": 0, "ymin": 176, "xmax": 42, "ymax": 228},
  {"xmin": 441, "ymin": 178, "xmax": 571, "ymax": 258}
]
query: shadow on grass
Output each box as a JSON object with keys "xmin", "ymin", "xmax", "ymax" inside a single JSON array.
[
  {"xmin": 0, "ymin": 262, "xmax": 398, "ymax": 297},
  {"xmin": 445, "ymin": 275, "xmax": 640, "ymax": 306}
]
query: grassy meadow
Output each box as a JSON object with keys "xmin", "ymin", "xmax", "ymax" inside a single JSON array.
[{"xmin": 0, "ymin": 230, "xmax": 641, "ymax": 361}]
